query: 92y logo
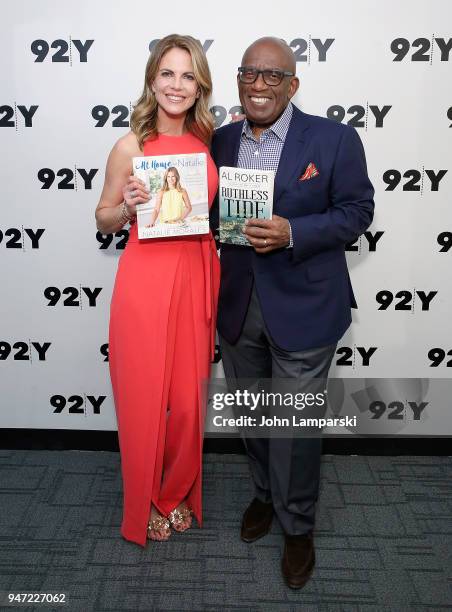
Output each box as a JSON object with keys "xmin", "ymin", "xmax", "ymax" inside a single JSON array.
[
  {"xmin": 92, "ymin": 105, "xmax": 130, "ymax": 127},
  {"xmin": 0, "ymin": 228, "xmax": 45, "ymax": 250},
  {"xmin": 336, "ymin": 346, "xmax": 378, "ymax": 367},
  {"xmin": 382, "ymin": 168, "xmax": 447, "ymax": 193},
  {"xmin": 210, "ymin": 106, "xmax": 244, "ymax": 128},
  {"xmin": 0, "ymin": 341, "xmax": 51, "ymax": 362},
  {"xmin": 0, "ymin": 105, "xmax": 38, "ymax": 129},
  {"xmin": 283, "ymin": 37, "xmax": 334, "ymax": 62},
  {"xmin": 391, "ymin": 37, "xmax": 452, "ymax": 62},
  {"xmin": 97, "ymin": 231, "xmax": 129, "ymax": 250},
  {"xmin": 369, "ymin": 401, "xmax": 428, "ymax": 420},
  {"xmin": 38, "ymin": 168, "xmax": 98, "ymax": 190},
  {"xmin": 50, "ymin": 394, "xmax": 106, "ymax": 414},
  {"xmin": 327, "ymin": 105, "xmax": 391, "ymax": 129},
  {"xmin": 346, "ymin": 231, "xmax": 384, "ymax": 253},
  {"xmin": 31, "ymin": 39, "xmax": 94, "ymax": 63},
  {"xmin": 44, "ymin": 287, "xmax": 102, "ymax": 308},
  {"xmin": 376, "ymin": 290, "xmax": 437, "ymax": 311}
]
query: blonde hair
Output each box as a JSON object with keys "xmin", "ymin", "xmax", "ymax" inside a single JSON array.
[
  {"xmin": 162, "ymin": 167, "xmax": 182, "ymax": 192},
  {"xmin": 131, "ymin": 34, "xmax": 214, "ymax": 148}
]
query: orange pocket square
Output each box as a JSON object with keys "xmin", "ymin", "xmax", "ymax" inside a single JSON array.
[{"xmin": 299, "ymin": 163, "xmax": 319, "ymax": 181}]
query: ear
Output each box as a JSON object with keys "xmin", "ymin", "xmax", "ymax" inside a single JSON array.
[
  {"xmin": 287, "ymin": 76, "xmax": 300, "ymax": 100},
  {"xmin": 196, "ymin": 89, "xmax": 201, "ymax": 98}
]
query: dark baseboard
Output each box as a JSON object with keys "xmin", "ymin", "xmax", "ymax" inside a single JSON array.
[{"xmin": 0, "ymin": 429, "xmax": 450, "ymax": 455}]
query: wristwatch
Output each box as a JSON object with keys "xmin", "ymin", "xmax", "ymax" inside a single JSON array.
[{"xmin": 286, "ymin": 221, "xmax": 293, "ymax": 248}]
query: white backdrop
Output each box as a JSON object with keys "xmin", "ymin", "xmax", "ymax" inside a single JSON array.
[{"xmin": 1, "ymin": 0, "xmax": 451, "ymax": 432}]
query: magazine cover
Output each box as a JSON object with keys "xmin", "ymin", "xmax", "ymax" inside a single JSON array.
[
  {"xmin": 219, "ymin": 166, "xmax": 274, "ymax": 246},
  {"xmin": 133, "ymin": 153, "xmax": 209, "ymax": 239}
]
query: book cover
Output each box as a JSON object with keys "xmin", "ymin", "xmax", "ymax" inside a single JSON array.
[
  {"xmin": 133, "ymin": 153, "xmax": 209, "ymax": 239},
  {"xmin": 219, "ymin": 166, "xmax": 274, "ymax": 246}
]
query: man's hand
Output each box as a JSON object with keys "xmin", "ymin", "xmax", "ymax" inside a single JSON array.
[{"xmin": 243, "ymin": 214, "xmax": 291, "ymax": 253}]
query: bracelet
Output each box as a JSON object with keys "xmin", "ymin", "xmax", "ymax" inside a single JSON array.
[{"xmin": 118, "ymin": 201, "xmax": 133, "ymax": 225}]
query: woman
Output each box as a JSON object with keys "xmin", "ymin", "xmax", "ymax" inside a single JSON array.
[
  {"xmin": 150, "ymin": 166, "xmax": 192, "ymax": 226},
  {"xmin": 95, "ymin": 34, "xmax": 219, "ymax": 546}
]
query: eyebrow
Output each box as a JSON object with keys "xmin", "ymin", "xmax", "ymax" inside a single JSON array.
[
  {"xmin": 241, "ymin": 65, "xmax": 284, "ymax": 71},
  {"xmin": 159, "ymin": 68, "xmax": 195, "ymax": 75}
]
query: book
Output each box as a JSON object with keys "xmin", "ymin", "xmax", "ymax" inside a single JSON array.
[
  {"xmin": 219, "ymin": 166, "xmax": 274, "ymax": 245},
  {"xmin": 133, "ymin": 153, "xmax": 209, "ymax": 239}
]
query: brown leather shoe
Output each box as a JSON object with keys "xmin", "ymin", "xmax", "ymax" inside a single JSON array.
[
  {"xmin": 281, "ymin": 532, "xmax": 315, "ymax": 589},
  {"xmin": 240, "ymin": 498, "xmax": 274, "ymax": 543}
]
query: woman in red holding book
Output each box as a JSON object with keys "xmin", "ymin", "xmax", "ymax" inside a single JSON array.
[{"xmin": 95, "ymin": 34, "xmax": 219, "ymax": 545}]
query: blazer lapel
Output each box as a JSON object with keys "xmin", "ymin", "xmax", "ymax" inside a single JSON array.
[
  {"xmin": 221, "ymin": 120, "xmax": 243, "ymax": 167},
  {"xmin": 231, "ymin": 121, "xmax": 243, "ymax": 166},
  {"xmin": 274, "ymin": 108, "xmax": 310, "ymax": 203}
]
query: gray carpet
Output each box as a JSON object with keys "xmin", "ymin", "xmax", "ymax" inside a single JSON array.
[{"xmin": 0, "ymin": 451, "xmax": 450, "ymax": 611}]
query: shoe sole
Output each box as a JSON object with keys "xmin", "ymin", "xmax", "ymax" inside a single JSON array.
[
  {"xmin": 283, "ymin": 574, "xmax": 312, "ymax": 589},
  {"xmin": 240, "ymin": 523, "xmax": 272, "ymax": 543},
  {"xmin": 282, "ymin": 563, "xmax": 314, "ymax": 589}
]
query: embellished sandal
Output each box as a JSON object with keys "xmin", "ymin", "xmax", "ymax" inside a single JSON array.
[
  {"xmin": 168, "ymin": 505, "xmax": 193, "ymax": 532},
  {"xmin": 147, "ymin": 515, "xmax": 171, "ymax": 541}
]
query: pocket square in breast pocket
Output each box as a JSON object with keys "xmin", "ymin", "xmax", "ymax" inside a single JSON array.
[{"xmin": 299, "ymin": 162, "xmax": 319, "ymax": 181}]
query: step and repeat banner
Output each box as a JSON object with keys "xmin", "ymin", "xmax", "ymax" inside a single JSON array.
[{"xmin": 1, "ymin": 1, "xmax": 451, "ymax": 434}]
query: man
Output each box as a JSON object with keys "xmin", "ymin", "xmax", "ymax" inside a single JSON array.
[{"xmin": 211, "ymin": 37, "xmax": 374, "ymax": 589}]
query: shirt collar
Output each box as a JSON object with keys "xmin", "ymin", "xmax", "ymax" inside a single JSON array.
[{"xmin": 241, "ymin": 102, "xmax": 293, "ymax": 143}]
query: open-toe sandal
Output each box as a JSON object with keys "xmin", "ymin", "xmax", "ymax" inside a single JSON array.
[
  {"xmin": 168, "ymin": 506, "xmax": 193, "ymax": 532},
  {"xmin": 147, "ymin": 515, "xmax": 171, "ymax": 541}
]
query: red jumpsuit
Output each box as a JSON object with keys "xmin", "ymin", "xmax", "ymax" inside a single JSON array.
[{"xmin": 109, "ymin": 132, "xmax": 219, "ymax": 546}]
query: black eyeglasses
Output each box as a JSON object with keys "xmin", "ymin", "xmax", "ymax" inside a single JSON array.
[{"xmin": 237, "ymin": 66, "xmax": 295, "ymax": 86}]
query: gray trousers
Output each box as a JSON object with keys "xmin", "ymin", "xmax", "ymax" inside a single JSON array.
[{"xmin": 220, "ymin": 284, "xmax": 336, "ymax": 536}]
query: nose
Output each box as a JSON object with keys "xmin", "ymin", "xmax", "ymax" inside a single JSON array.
[
  {"xmin": 252, "ymin": 72, "xmax": 267, "ymax": 90},
  {"xmin": 172, "ymin": 75, "xmax": 183, "ymax": 90}
]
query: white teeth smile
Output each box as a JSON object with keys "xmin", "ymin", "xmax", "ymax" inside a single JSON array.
[
  {"xmin": 250, "ymin": 97, "xmax": 270, "ymax": 105},
  {"xmin": 167, "ymin": 95, "xmax": 184, "ymax": 102}
]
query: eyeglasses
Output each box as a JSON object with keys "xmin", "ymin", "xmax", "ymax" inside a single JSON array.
[{"xmin": 237, "ymin": 66, "xmax": 295, "ymax": 86}]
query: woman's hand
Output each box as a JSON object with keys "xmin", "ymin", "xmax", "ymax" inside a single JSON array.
[{"xmin": 122, "ymin": 176, "xmax": 150, "ymax": 218}]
